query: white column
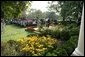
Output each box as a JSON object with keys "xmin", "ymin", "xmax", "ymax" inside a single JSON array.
[{"xmin": 71, "ymin": 4, "xmax": 84, "ymax": 56}]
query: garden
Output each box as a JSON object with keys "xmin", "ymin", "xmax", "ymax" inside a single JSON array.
[
  {"xmin": 1, "ymin": 22, "xmax": 80, "ymax": 56},
  {"xmin": 1, "ymin": 1, "xmax": 83, "ymax": 56}
]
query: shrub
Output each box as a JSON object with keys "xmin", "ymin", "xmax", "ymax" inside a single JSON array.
[
  {"xmin": 68, "ymin": 23, "xmax": 77, "ymax": 28},
  {"xmin": 39, "ymin": 29, "xmax": 52, "ymax": 36},
  {"xmin": 50, "ymin": 29, "xmax": 60, "ymax": 39},
  {"xmin": 45, "ymin": 47, "xmax": 68, "ymax": 56},
  {"xmin": 53, "ymin": 48, "xmax": 68, "ymax": 56},
  {"xmin": 45, "ymin": 52, "xmax": 58, "ymax": 56},
  {"xmin": 40, "ymin": 25, "xmax": 70, "ymax": 41},
  {"xmin": 7, "ymin": 40, "xmax": 17, "ymax": 47},
  {"xmin": 60, "ymin": 35, "xmax": 78, "ymax": 55},
  {"xmin": 45, "ymin": 35, "xmax": 78, "ymax": 56},
  {"xmin": 60, "ymin": 27, "xmax": 70, "ymax": 41},
  {"xmin": 16, "ymin": 35, "xmax": 58, "ymax": 56},
  {"xmin": 1, "ymin": 41, "xmax": 19, "ymax": 56},
  {"xmin": 69, "ymin": 27, "xmax": 80, "ymax": 36},
  {"xmin": 1, "ymin": 42, "xmax": 7, "ymax": 52},
  {"xmin": 39, "ymin": 27, "xmax": 61, "ymax": 39}
]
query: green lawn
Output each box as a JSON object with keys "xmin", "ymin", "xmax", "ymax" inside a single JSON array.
[{"xmin": 1, "ymin": 25, "xmax": 34, "ymax": 42}]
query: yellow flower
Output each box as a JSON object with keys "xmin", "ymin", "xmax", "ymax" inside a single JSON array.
[
  {"xmin": 17, "ymin": 38, "xmax": 24, "ymax": 44},
  {"xmin": 17, "ymin": 35, "xmax": 58, "ymax": 55},
  {"xmin": 42, "ymin": 48, "xmax": 47, "ymax": 50},
  {"xmin": 38, "ymin": 45, "xmax": 43, "ymax": 48},
  {"xmin": 21, "ymin": 47, "xmax": 27, "ymax": 51},
  {"xmin": 32, "ymin": 51, "xmax": 35, "ymax": 54},
  {"xmin": 36, "ymin": 49, "xmax": 43, "ymax": 52},
  {"xmin": 26, "ymin": 44, "xmax": 28, "ymax": 46},
  {"xmin": 33, "ymin": 54, "xmax": 38, "ymax": 56}
]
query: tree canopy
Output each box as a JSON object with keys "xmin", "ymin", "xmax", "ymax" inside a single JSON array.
[
  {"xmin": 27, "ymin": 9, "xmax": 58, "ymax": 21},
  {"xmin": 49, "ymin": 1, "xmax": 83, "ymax": 21},
  {"xmin": 27, "ymin": 9, "xmax": 44, "ymax": 19},
  {"xmin": 1, "ymin": 1, "xmax": 31, "ymax": 19},
  {"xmin": 47, "ymin": 12, "xmax": 57, "ymax": 20}
]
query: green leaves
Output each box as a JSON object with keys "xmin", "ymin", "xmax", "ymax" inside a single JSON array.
[
  {"xmin": 49, "ymin": 1, "xmax": 83, "ymax": 21},
  {"xmin": 27, "ymin": 9, "xmax": 43, "ymax": 19},
  {"xmin": 1, "ymin": 1, "xmax": 31, "ymax": 19}
]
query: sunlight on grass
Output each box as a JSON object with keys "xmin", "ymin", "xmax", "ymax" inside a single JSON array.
[{"xmin": 1, "ymin": 25, "xmax": 34, "ymax": 42}]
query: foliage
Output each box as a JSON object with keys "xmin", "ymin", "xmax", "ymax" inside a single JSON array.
[
  {"xmin": 61, "ymin": 35, "xmax": 78, "ymax": 55},
  {"xmin": 69, "ymin": 26, "xmax": 80, "ymax": 36},
  {"xmin": 1, "ymin": 24, "xmax": 79, "ymax": 56},
  {"xmin": 46, "ymin": 12, "xmax": 58, "ymax": 22},
  {"xmin": 49, "ymin": 1, "xmax": 83, "ymax": 21},
  {"xmin": 1, "ymin": 35, "xmax": 58, "ymax": 56},
  {"xmin": 1, "ymin": 1, "xmax": 31, "ymax": 19},
  {"xmin": 51, "ymin": 29, "xmax": 60, "ymax": 38},
  {"xmin": 1, "ymin": 42, "xmax": 7, "ymax": 52},
  {"xmin": 60, "ymin": 27, "xmax": 70, "ymax": 41},
  {"xmin": 40, "ymin": 23, "xmax": 80, "ymax": 41},
  {"xmin": 40, "ymin": 25, "xmax": 70, "ymax": 41},
  {"xmin": 16, "ymin": 35, "xmax": 58, "ymax": 56},
  {"xmin": 45, "ymin": 52, "xmax": 58, "ymax": 56},
  {"xmin": 27, "ymin": 9, "xmax": 43, "ymax": 19},
  {"xmin": 7, "ymin": 40, "xmax": 18, "ymax": 47},
  {"xmin": 1, "ymin": 41, "xmax": 19, "ymax": 56},
  {"xmin": 39, "ymin": 29, "xmax": 51, "ymax": 36},
  {"xmin": 45, "ymin": 35, "xmax": 78, "ymax": 56},
  {"xmin": 27, "ymin": 10, "xmax": 58, "ymax": 21}
]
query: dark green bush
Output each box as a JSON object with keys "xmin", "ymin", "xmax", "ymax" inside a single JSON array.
[
  {"xmin": 7, "ymin": 40, "xmax": 17, "ymax": 47},
  {"xmin": 1, "ymin": 42, "xmax": 7, "ymax": 52},
  {"xmin": 45, "ymin": 35, "xmax": 78, "ymax": 56},
  {"xmin": 60, "ymin": 27, "xmax": 70, "ymax": 41},
  {"xmin": 60, "ymin": 35, "xmax": 78, "ymax": 55},
  {"xmin": 69, "ymin": 27, "xmax": 80, "ymax": 36},
  {"xmin": 45, "ymin": 52, "xmax": 58, "ymax": 56},
  {"xmin": 39, "ymin": 29, "xmax": 52, "ymax": 36},
  {"xmin": 1, "ymin": 41, "xmax": 19, "ymax": 56},
  {"xmin": 40, "ymin": 27, "xmax": 70, "ymax": 41},
  {"xmin": 40, "ymin": 28, "xmax": 61, "ymax": 39},
  {"xmin": 54, "ymin": 48, "xmax": 68, "ymax": 56},
  {"xmin": 69, "ymin": 36, "xmax": 78, "ymax": 47},
  {"xmin": 50, "ymin": 29, "xmax": 60, "ymax": 39},
  {"xmin": 45, "ymin": 47, "xmax": 68, "ymax": 56}
]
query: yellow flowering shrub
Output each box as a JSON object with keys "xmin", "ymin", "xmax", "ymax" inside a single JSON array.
[{"xmin": 17, "ymin": 35, "xmax": 58, "ymax": 56}]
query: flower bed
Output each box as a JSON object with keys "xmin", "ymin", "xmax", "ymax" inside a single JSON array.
[
  {"xmin": 16, "ymin": 35, "xmax": 58, "ymax": 56},
  {"xmin": 1, "ymin": 35, "xmax": 59, "ymax": 56}
]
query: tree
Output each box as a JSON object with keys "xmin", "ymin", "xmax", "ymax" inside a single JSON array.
[
  {"xmin": 44, "ymin": 11, "xmax": 58, "ymax": 24},
  {"xmin": 1, "ymin": 1, "xmax": 31, "ymax": 32},
  {"xmin": 48, "ymin": 1, "xmax": 83, "ymax": 22},
  {"xmin": 48, "ymin": 12, "xmax": 57, "ymax": 20},
  {"xmin": 1, "ymin": 1, "xmax": 31, "ymax": 19},
  {"xmin": 27, "ymin": 9, "xmax": 43, "ymax": 19}
]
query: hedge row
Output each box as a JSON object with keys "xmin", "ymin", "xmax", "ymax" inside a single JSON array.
[{"xmin": 45, "ymin": 36, "xmax": 78, "ymax": 56}]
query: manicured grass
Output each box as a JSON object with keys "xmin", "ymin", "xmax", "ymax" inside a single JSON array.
[{"xmin": 1, "ymin": 25, "xmax": 34, "ymax": 42}]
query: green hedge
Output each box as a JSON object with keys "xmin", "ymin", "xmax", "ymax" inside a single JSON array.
[
  {"xmin": 69, "ymin": 27, "xmax": 80, "ymax": 36},
  {"xmin": 40, "ymin": 27, "xmax": 70, "ymax": 41},
  {"xmin": 60, "ymin": 27, "xmax": 70, "ymax": 41},
  {"xmin": 45, "ymin": 35, "xmax": 78, "ymax": 56}
]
